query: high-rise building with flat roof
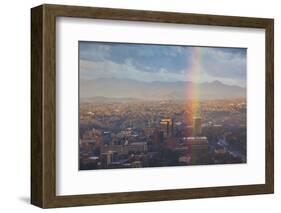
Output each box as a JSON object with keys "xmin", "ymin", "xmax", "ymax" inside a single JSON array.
[
  {"xmin": 187, "ymin": 136, "xmax": 209, "ymax": 163},
  {"xmin": 187, "ymin": 114, "xmax": 209, "ymax": 164},
  {"xmin": 192, "ymin": 116, "xmax": 202, "ymax": 136},
  {"xmin": 160, "ymin": 118, "xmax": 174, "ymax": 137}
]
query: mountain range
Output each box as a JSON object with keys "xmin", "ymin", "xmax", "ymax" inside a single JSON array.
[{"xmin": 80, "ymin": 78, "xmax": 246, "ymax": 101}]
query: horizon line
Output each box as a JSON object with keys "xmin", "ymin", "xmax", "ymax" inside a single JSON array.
[{"xmin": 80, "ymin": 77, "xmax": 246, "ymax": 88}]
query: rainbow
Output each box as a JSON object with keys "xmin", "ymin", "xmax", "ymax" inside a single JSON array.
[{"xmin": 186, "ymin": 47, "xmax": 202, "ymax": 124}]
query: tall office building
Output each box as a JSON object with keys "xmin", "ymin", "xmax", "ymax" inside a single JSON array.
[
  {"xmin": 152, "ymin": 128, "xmax": 164, "ymax": 144},
  {"xmin": 192, "ymin": 116, "xmax": 202, "ymax": 136},
  {"xmin": 160, "ymin": 118, "xmax": 174, "ymax": 137},
  {"xmin": 187, "ymin": 136, "xmax": 209, "ymax": 164},
  {"xmin": 187, "ymin": 114, "xmax": 209, "ymax": 164}
]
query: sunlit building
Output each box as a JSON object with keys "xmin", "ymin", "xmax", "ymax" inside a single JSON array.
[
  {"xmin": 187, "ymin": 114, "xmax": 209, "ymax": 164},
  {"xmin": 192, "ymin": 116, "xmax": 202, "ymax": 136},
  {"xmin": 160, "ymin": 118, "xmax": 174, "ymax": 137}
]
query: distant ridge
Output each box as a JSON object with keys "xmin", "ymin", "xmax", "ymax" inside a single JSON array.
[
  {"xmin": 82, "ymin": 96, "xmax": 142, "ymax": 103},
  {"xmin": 80, "ymin": 78, "xmax": 246, "ymax": 100}
]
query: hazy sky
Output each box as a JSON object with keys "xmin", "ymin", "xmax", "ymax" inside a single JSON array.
[{"xmin": 79, "ymin": 41, "xmax": 246, "ymax": 87}]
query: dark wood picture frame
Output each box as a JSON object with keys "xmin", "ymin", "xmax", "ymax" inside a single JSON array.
[{"xmin": 31, "ymin": 4, "xmax": 274, "ymax": 208}]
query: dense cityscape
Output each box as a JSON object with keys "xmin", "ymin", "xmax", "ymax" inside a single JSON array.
[
  {"xmin": 79, "ymin": 98, "xmax": 246, "ymax": 170},
  {"xmin": 78, "ymin": 41, "xmax": 247, "ymax": 170}
]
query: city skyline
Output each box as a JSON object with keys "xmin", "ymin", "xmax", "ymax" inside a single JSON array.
[
  {"xmin": 79, "ymin": 41, "xmax": 247, "ymax": 170},
  {"xmin": 79, "ymin": 41, "xmax": 247, "ymax": 87}
]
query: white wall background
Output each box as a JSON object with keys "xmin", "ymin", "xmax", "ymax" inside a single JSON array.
[{"xmin": 0, "ymin": 0, "xmax": 279, "ymax": 212}]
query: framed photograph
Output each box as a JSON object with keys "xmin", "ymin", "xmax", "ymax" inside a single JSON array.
[{"xmin": 31, "ymin": 4, "xmax": 274, "ymax": 208}]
